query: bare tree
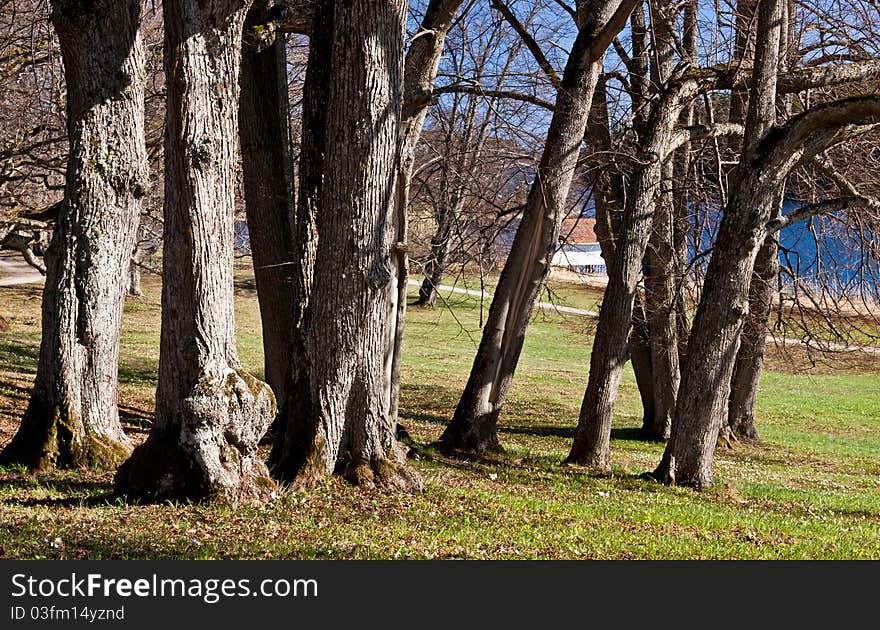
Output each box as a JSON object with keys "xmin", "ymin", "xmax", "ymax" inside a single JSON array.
[
  {"xmin": 439, "ymin": 0, "xmax": 638, "ymax": 454},
  {"xmin": 654, "ymin": 0, "xmax": 880, "ymax": 488}
]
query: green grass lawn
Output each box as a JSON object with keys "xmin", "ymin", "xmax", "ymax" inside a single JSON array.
[{"xmin": 0, "ymin": 266, "xmax": 878, "ymax": 559}]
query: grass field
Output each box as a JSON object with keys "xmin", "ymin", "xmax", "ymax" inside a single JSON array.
[{"xmin": 1, "ymin": 265, "xmax": 879, "ymax": 559}]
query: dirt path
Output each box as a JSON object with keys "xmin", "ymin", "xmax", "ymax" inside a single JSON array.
[
  {"xmin": 407, "ymin": 279, "xmax": 600, "ymax": 317},
  {"xmin": 0, "ymin": 254, "xmax": 44, "ymax": 287},
  {"xmin": 409, "ymin": 279, "xmax": 880, "ymax": 355}
]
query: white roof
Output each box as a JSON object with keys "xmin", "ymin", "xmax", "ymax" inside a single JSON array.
[{"xmin": 552, "ymin": 248, "xmax": 607, "ymax": 267}]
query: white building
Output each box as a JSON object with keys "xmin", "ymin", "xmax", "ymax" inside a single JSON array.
[{"xmin": 551, "ymin": 217, "xmax": 607, "ymax": 274}]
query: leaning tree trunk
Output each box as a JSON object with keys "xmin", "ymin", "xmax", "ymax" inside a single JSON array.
[
  {"xmin": 115, "ymin": 0, "xmax": 276, "ymax": 506},
  {"xmin": 269, "ymin": 0, "xmax": 421, "ymax": 492},
  {"xmin": 239, "ymin": 0, "xmax": 297, "ymax": 412},
  {"xmin": 727, "ymin": 215, "xmax": 780, "ymax": 440},
  {"xmin": 0, "ymin": 0, "xmax": 148, "ymax": 471},
  {"xmin": 439, "ymin": 0, "xmax": 631, "ymax": 453}
]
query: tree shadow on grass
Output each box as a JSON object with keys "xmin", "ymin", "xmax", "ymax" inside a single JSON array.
[
  {"xmin": 0, "ymin": 476, "xmax": 115, "ymax": 508},
  {"xmin": 234, "ymin": 276, "xmax": 257, "ymax": 295}
]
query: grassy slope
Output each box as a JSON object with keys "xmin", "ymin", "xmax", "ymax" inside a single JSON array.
[{"xmin": 0, "ymin": 268, "xmax": 878, "ymax": 559}]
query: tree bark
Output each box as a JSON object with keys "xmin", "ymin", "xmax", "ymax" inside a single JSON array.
[
  {"xmin": 115, "ymin": 0, "xmax": 277, "ymax": 506},
  {"xmin": 439, "ymin": 0, "xmax": 632, "ymax": 454},
  {"xmin": 727, "ymin": 217, "xmax": 779, "ymax": 440},
  {"xmin": 239, "ymin": 0, "xmax": 297, "ymax": 412},
  {"xmin": 641, "ymin": 0, "xmax": 680, "ymax": 439},
  {"xmin": 653, "ymin": 0, "xmax": 785, "ymax": 488},
  {"xmin": 0, "ymin": 0, "xmax": 148, "ymax": 470},
  {"xmin": 128, "ymin": 246, "xmax": 144, "ymax": 297},
  {"xmin": 269, "ymin": 0, "xmax": 421, "ymax": 492},
  {"xmin": 566, "ymin": 71, "xmax": 702, "ymax": 469},
  {"xmin": 725, "ymin": 0, "xmax": 796, "ymax": 442},
  {"xmin": 586, "ymin": 74, "xmax": 656, "ymax": 432}
]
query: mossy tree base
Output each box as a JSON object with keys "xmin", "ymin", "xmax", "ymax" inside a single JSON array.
[
  {"xmin": 0, "ymin": 398, "xmax": 130, "ymax": 471},
  {"xmin": 115, "ymin": 371, "xmax": 277, "ymax": 507},
  {"xmin": 339, "ymin": 456, "xmax": 423, "ymax": 493}
]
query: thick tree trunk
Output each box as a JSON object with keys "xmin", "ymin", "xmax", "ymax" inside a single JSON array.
[
  {"xmin": 269, "ymin": 0, "xmax": 421, "ymax": 492},
  {"xmin": 439, "ymin": 2, "xmax": 628, "ymax": 454},
  {"xmin": 239, "ymin": 0, "xmax": 297, "ymax": 411},
  {"xmin": 0, "ymin": 0, "xmax": 147, "ymax": 471},
  {"xmin": 115, "ymin": 0, "xmax": 276, "ymax": 506}
]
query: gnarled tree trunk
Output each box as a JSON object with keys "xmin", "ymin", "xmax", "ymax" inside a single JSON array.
[
  {"xmin": 269, "ymin": 0, "xmax": 421, "ymax": 492},
  {"xmin": 115, "ymin": 0, "xmax": 276, "ymax": 506},
  {"xmin": 0, "ymin": 0, "xmax": 148, "ymax": 471}
]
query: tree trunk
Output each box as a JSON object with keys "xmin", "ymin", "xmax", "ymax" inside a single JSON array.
[
  {"xmin": 115, "ymin": 0, "xmax": 277, "ymax": 506},
  {"xmin": 0, "ymin": 0, "xmax": 148, "ymax": 471},
  {"xmin": 269, "ymin": 0, "xmax": 421, "ymax": 492},
  {"xmin": 386, "ymin": 0, "xmax": 465, "ymax": 423},
  {"xmin": 725, "ymin": 0, "xmax": 795, "ymax": 443},
  {"xmin": 587, "ymin": 74, "xmax": 657, "ymax": 431},
  {"xmin": 439, "ymin": 2, "xmax": 626, "ymax": 454},
  {"xmin": 643, "ymin": 164, "xmax": 680, "ymax": 440},
  {"xmin": 653, "ymin": 0, "xmax": 785, "ymax": 489},
  {"xmin": 727, "ymin": 215, "xmax": 780, "ymax": 440},
  {"xmin": 640, "ymin": 0, "xmax": 680, "ymax": 440},
  {"xmin": 239, "ymin": 0, "xmax": 297, "ymax": 412},
  {"xmin": 416, "ymin": 193, "xmax": 459, "ymax": 308},
  {"xmin": 128, "ymin": 248, "xmax": 143, "ymax": 297},
  {"xmin": 566, "ymin": 74, "xmax": 699, "ymax": 469}
]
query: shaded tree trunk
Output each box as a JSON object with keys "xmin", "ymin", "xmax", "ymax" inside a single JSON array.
[
  {"xmin": 239, "ymin": 0, "xmax": 297, "ymax": 412},
  {"xmin": 439, "ymin": 0, "xmax": 634, "ymax": 454},
  {"xmin": 641, "ymin": 0, "xmax": 680, "ymax": 440},
  {"xmin": 586, "ymin": 73, "xmax": 656, "ymax": 432},
  {"xmin": 0, "ymin": 0, "xmax": 148, "ymax": 470},
  {"xmin": 115, "ymin": 0, "xmax": 277, "ymax": 506},
  {"xmin": 269, "ymin": 0, "xmax": 421, "ymax": 492}
]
